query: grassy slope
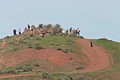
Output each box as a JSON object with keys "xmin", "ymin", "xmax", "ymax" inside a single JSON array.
[
  {"xmin": 95, "ymin": 39, "xmax": 120, "ymax": 73},
  {"xmin": 0, "ymin": 35, "xmax": 84, "ymax": 80},
  {"xmin": 1, "ymin": 36, "xmax": 120, "ymax": 80},
  {"xmin": 80, "ymin": 39, "xmax": 120, "ymax": 80}
]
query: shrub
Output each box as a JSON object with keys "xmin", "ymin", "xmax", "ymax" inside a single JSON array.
[
  {"xmin": 58, "ymin": 75, "xmax": 73, "ymax": 80},
  {"xmin": 27, "ymin": 43, "xmax": 33, "ymax": 48},
  {"xmin": 57, "ymin": 47, "xmax": 62, "ymax": 50},
  {"xmin": 75, "ymin": 67, "xmax": 84, "ymax": 70},
  {"xmin": 30, "ymin": 34, "xmax": 33, "ymax": 37},
  {"xmin": 34, "ymin": 44, "xmax": 43, "ymax": 50},
  {"xmin": 0, "ymin": 68, "xmax": 17, "ymax": 75},
  {"xmin": 5, "ymin": 36, "xmax": 10, "ymax": 38},
  {"xmin": 75, "ymin": 76, "xmax": 85, "ymax": 80},
  {"xmin": 62, "ymin": 49, "xmax": 68, "ymax": 53},
  {"xmin": 80, "ymin": 36, "xmax": 84, "ymax": 39},
  {"xmin": 42, "ymin": 72, "xmax": 51, "ymax": 79}
]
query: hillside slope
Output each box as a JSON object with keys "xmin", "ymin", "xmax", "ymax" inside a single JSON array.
[
  {"xmin": 76, "ymin": 39, "xmax": 113, "ymax": 73},
  {"xmin": 0, "ymin": 37, "xmax": 114, "ymax": 80}
]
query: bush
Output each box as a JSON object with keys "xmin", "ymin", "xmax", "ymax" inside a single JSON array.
[
  {"xmin": 75, "ymin": 67, "xmax": 84, "ymax": 70},
  {"xmin": 0, "ymin": 68, "xmax": 17, "ymax": 75},
  {"xmin": 80, "ymin": 36, "xmax": 84, "ymax": 39},
  {"xmin": 30, "ymin": 34, "xmax": 33, "ymax": 37},
  {"xmin": 42, "ymin": 72, "xmax": 51, "ymax": 79},
  {"xmin": 57, "ymin": 47, "xmax": 62, "ymax": 50},
  {"xmin": 58, "ymin": 75, "xmax": 73, "ymax": 80},
  {"xmin": 0, "ymin": 63, "xmax": 33, "ymax": 75},
  {"xmin": 75, "ymin": 76, "xmax": 85, "ymax": 80},
  {"xmin": 34, "ymin": 45, "xmax": 43, "ymax": 50},
  {"xmin": 27, "ymin": 43, "xmax": 33, "ymax": 48},
  {"xmin": 5, "ymin": 36, "xmax": 10, "ymax": 38}
]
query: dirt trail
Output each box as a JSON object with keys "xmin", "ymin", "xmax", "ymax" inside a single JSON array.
[
  {"xmin": 76, "ymin": 39, "xmax": 112, "ymax": 73},
  {"xmin": 0, "ymin": 39, "xmax": 113, "ymax": 79}
]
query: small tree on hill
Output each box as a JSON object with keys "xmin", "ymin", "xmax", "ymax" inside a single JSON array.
[{"xmin": 51, "ymin": 24, "xmax": 62, "ymax": 35}]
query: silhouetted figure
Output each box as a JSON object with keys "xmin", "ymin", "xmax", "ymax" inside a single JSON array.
[
  {"xmin": 90, "ymin": 40, "xmax": 93, "ymax": 47},
  {"xmin": 69, "ymin": 27, "xmax": 72, "ymax": 34},
  {"xmin": 13, "ymin": 29, "xmax": 17, "ymax": 35},
  {"xmin": 28, "ymin": 24, "xmax": 30, "ymax": 30}
]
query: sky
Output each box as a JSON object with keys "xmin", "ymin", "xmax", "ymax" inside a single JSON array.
[{"xmin": 0, "ymin": 0, "xmax": 120, "ymax": 42}]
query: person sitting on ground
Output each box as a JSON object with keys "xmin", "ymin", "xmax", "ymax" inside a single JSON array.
[
  {"xmin": 90, "ymin": 39, "xmax": 93, "ymax": 47},
  {"xmin": 18, "ymin": 28, "xmax": 21, "ymax": 34}
]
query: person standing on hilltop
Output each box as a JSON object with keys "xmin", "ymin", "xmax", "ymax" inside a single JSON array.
[
  {"xmin": 73, "ymin": 28, "xmax": 76, "ymax": 34},
  {"xmin": 13, "ymin": 29, "xmax": 17, "ymax": 35},
  {"xmin": 76, "ymin": 28, "xmax": 80, "ymax": 36},
  {"xmin": 69, "ymin": 27, "xmax": 72, "ymax": 34},
  {"xmin": 28, "ymin": 24, "xmax": 30, "ymax": 30}
]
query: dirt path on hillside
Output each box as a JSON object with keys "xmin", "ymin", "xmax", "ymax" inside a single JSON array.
[
  {"xmin": 0, "ymin": 39, "xmax": 113, "ymax": 79},
  {"xmin": 76, "ymin": 39, "xmax": 113, "ymax": 73}
]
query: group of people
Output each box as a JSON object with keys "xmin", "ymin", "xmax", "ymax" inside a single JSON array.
[
  {"xmin": 13, "ymin": 24, "xmax": 49, "ymax": 37},
  {"xmin": 13, "ymin": 28, "xmax": 21, "ymax": 35},
  {"xmin": 13, "ymin": 24, "xmax": 94, "ymax": 47},
  {"xmin": 69, "ymin": 27, "xmax": 80, "ymax": 36},
  {"xmin": 13, "ymin": 24, "xmax": 33, "ymax": 35}
]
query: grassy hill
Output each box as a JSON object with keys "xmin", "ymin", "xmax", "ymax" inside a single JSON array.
[{"xmin": 0, "ymin": 34, "xmax": 120, "ymax": 80}]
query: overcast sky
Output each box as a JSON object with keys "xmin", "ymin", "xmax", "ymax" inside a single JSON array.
[{"xmin": 0, "ymin": 0, "xmax": 120, "ymax": 42}]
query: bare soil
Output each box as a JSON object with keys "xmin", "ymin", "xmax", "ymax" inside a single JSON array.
[
  {"xmin": 76, "ymin": 39, "xmax": 113, "ymax": 73},
  {"xmin": 0, "ymin": 39, "xmax": 113, "ymax": 79}
]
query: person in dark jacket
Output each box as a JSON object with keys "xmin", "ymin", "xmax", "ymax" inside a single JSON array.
[
  {"xmin": 13, "ymin": 29, "xmax": 17, "ymax": 35},
  {"xmin": 90, "ymin": 39, "xmax": 93, "ymax": 47}
]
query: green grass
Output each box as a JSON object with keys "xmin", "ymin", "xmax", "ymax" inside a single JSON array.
[
  {"xmin": 4, "ymin": 35, "xmax": 120, "ymax": 79},
  {"xmin": 0, "ymin": 35, "xmax": 85, "ymax": 80},
  {"xmin": 77, "ymin": 39, "xmax": 120, "ymax": 80},
  {"xmin": 0, "ymin": 35, "xmax": 81, "ymax": 56},
  {"xmin": 94, "ymin": 39, "xmax": 120, "ymax": 73}
]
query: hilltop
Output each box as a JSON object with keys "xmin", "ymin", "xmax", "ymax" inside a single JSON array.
[{"xmin": 0, "ymin": 27, "xmax": 120, "ymax": 80}]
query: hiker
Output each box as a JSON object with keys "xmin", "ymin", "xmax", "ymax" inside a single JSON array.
[
  {"xmin": 28, "ymin": 24, "xmax": 30, "ymax": 30},
  {"xmin": 18, "ymin": 28, "xmax": 21, "ymax": 34},
  {"xmin": 76, "ymin": 28, "xmax": 80, "ymax": 36},
  {"xmin": 73, "ymin": 28, "xmax": 76, "ymax": 34},
  {"xmin": 13, "ymin": 29, "xmax": 17, "ymax": 35},
  {"xmin": 90, "ymin": 39, "xmax": 93, "ymax": 47},
  {"xmin": 62, "ymin": 29, "xmax": 66, "ymax": 36},
  {"xmin": 69, "ymin": 27, "xmax": 72, "ymax": 34},
  {"xmin": 66, "ymin": 29, "xmax": 69, "ymax": 35}
]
